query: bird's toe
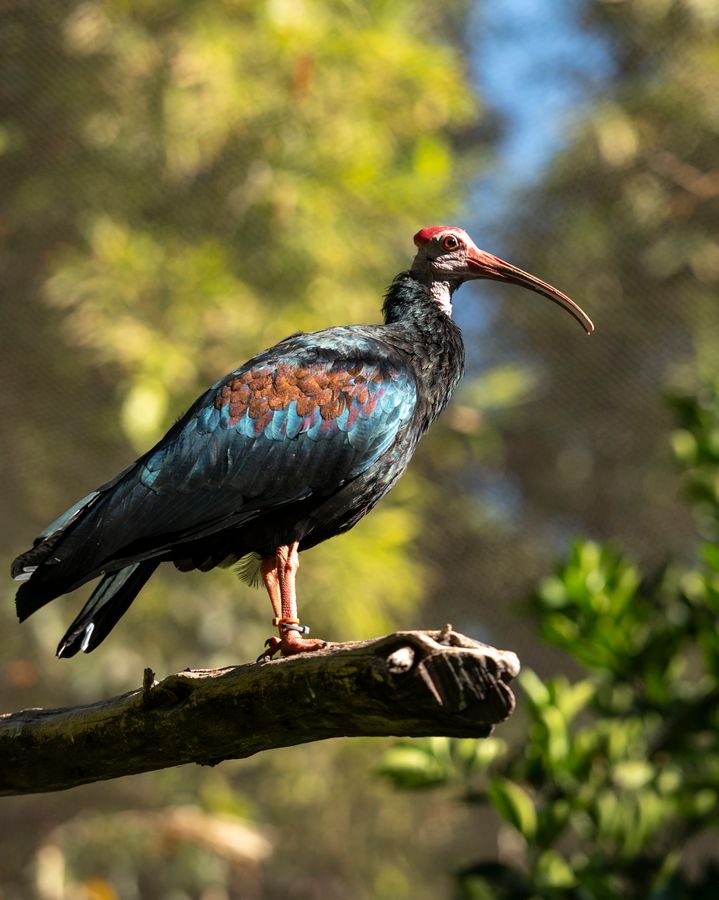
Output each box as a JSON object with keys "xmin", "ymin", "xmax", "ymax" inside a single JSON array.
[
  {"xmin": 278, "ymin": 634, "xmax": 327, "ymax": 656},
  {"xmin": 256, "ymin": 636, "xmax": 283, "ymax": 662}
]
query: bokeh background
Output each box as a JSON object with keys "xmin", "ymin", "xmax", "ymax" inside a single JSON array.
[{"xmin": 2, "ymin": 0, "xmax": 719, "ymax": 897}]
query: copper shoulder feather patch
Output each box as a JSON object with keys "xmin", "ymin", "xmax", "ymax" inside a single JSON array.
[{"xmin": 213, "ymin": 362, "xmax": 396, "ymax": 438}]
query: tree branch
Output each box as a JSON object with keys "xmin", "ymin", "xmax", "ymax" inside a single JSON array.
[{"xmin": 0, "ymin": 628, "xmax": 520, "ymax": 795}]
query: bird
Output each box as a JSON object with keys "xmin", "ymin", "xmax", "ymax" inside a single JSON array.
[{"xmin": 11, "ymin": 226, "xmax": 593, "ymax": 660}]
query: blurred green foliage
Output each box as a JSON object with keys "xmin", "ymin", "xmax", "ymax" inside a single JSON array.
[
  {"xmin": 3, "ymin": 0, "xmax": 719, "ymax": 896},
  {"xmin": 1, "ymin": 1, "xmax": 487, "ymax": 897},
  {"xmin": 378, "ymin": 380, "xmax": 719, "ymax": 898},
  {"xmin": 669, "ymin": 380, "xmax": 719, "ymax": 541},
  {"xmin": 2, "ymin": 0, "xmax": 481, "ymax": 681}
]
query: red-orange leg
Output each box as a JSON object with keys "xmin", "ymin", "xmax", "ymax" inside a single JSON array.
[{"xmin": 257, "ymin": 542, "xmax": 326, "ymax": 660}]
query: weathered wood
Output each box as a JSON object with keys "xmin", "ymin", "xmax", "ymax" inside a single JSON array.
[{"xmin": 0, "ymin": 628, "xmax": 520, "ymax": 795}]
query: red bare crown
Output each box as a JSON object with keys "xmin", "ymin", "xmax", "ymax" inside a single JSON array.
[{"xmin": 413, "ymin": 226, "xmax": 453, "ymax": 246}]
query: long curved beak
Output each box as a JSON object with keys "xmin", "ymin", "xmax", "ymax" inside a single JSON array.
[{"xmin": 467, "ymin": 248, "xmax": 594, "ymax": 334}]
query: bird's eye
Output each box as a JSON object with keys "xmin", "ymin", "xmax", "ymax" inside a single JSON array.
[{"xmin": 442, "ymin": 234, "xmax": 460, "ymax": 251}]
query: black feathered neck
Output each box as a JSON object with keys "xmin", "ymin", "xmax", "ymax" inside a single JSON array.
[
  {"xmin": 380, "ymin": 271, "xmax": 465, "ymax": 430},
  {"xmin": 382, "ymin": 271, "xmax": 458, "ymax": 324}
]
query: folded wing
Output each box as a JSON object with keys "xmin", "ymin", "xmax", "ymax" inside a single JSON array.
[{"xmin": 13, "ymin": 330, "xmax": 417, "ymax": 619}]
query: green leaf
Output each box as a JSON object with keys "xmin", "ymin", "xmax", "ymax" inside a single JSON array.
[
  {"xmin": 556, "ymin": 679, "xmax": 596, "ymax": 722},
  {"xmin": 488, "ymin": 779, "xmax": 537, "ymax": 841},
  {"xmin": 535, "ymin": 849, "xmax": 576, "ymax": 889},
  {"xmin": 613, "ymin": 760, "xmax": 655, "ymax": 791},
  {"xmin": 457, "ymin": 737, "xmax": 507, "ymax": 772},
  {"xmin": 518, "ymin": 669, "xmax": 551, "ymax": 711},
  {"xmin": 374, "ymin": 744, "xmax": 451, "ymax": 789},
  {"xmin": 541, "ymin": 705, "xmax": 571, "ymax": 767},
  {"xmin": 701, "ymin": 542, "xmax": 719, "ymax": 571}
]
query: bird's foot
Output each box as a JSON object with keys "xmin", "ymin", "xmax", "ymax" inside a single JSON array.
[{"xmin": 256, "ymin": 618, "xmax": 326, "ymax": 662}]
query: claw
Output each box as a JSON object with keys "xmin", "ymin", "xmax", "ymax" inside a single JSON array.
[
  {"xmin": 256, "ymin": 631, "xmax": 326, "ymax": 662},
  {"xmin": 256, "ymin": 636, "xmax": 282, "ymax": 663}
]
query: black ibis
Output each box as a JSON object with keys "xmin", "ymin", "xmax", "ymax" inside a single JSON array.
[{"xmin": 12, "ymin": 227, "xmax": 593, "ymax": 659}]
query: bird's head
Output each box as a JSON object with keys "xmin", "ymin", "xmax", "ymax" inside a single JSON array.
[{"xmin": 410, "ymin": 226, "xmax": 594, "ymax": 334}]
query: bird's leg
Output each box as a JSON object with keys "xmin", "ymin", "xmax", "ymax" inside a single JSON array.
[
  {"xmin": 276, "ymin": 542, "xmax": 326, "ymax": 655},
  {"xmin": 258, "ymin": 542, "xmax": 326, "ymax": 660},
  {"xmin": 261, "ymin": 557, "xmax": 282, "ymax": 619},
  {"xmin": 257, "ymin": 556, "xmax": 283, "ymax": 660}
]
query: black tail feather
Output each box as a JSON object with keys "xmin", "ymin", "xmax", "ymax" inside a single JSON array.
[
  {"xmin": 56, "ymin": 560, "xmax": 160, "ymax": 658},
  {"xmin": 11, "ymin": 487, "xmax": 104, "ymax": 583},
  {"xmin": 15, "ymin": 571, "xmax": 80, "ymax": 623}
]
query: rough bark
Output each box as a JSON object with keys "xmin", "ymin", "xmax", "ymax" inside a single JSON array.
[{"xmin": 0, "ymin": 628, "xmax": 520, "ymax": 795}]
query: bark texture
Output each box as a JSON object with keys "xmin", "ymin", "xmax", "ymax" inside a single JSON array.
[{"xmin": 0, "ymin": 628, "xmax": 520, "ymax": 795}]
